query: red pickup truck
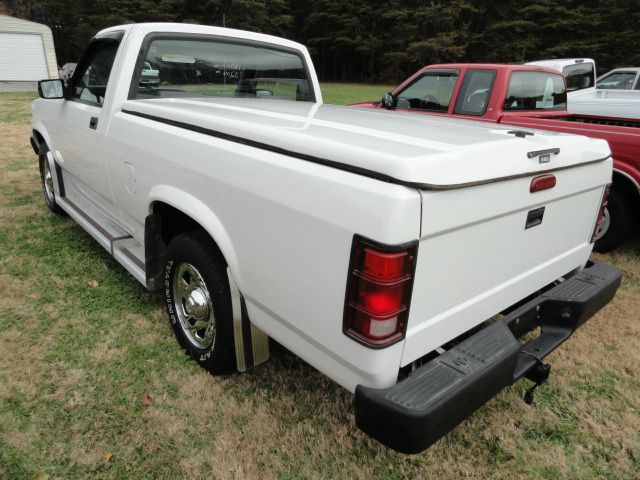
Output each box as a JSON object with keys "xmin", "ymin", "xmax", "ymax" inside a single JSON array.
[{"xmin": 352, "ymin": 64, "xmax": 640, "ymax": 251}]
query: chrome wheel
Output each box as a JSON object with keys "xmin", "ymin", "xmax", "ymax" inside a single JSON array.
[
  {"xmin": 594, "ymin": 207, "xmax": 610, "ymax": 241},
  {"xmin": 43, "ymin": 159, "xmax": 55, "ymax": 204},
  {"xmin": 172, "ymin": 262, "xmax": 216, "ymax": 349}
]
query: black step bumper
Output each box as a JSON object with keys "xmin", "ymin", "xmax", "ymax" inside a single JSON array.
[{"xmin": 354, "ymin": 261, "xmax": 622, "ymax": 454}]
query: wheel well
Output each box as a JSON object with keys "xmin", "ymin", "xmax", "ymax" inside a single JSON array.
[
  {"xmin": 32, "ymin": 129, "xmax": 45, "ymax": 146},
  {"xmin": 32, "ymin": 129, "xmax": 45, "ymax": 155},
  {"xmin": 152, "ymin": 202, "xmax": 203, "ymax": 245},
  {"xmin": 613, "ymin": 170, "xmax": 640, "ymax": 212},
  {"xmin": 144, "ymin": 201, "xmax": 215, "ymax": 290}
]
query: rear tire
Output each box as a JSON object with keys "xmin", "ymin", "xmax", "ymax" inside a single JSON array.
[
  {"xmin": 38, "ymin": 142, "xmax": 64, "ymax": 215},
  {"xmin": 164, "ymin": 231, "xmax": 236, "ymax": 374},
  {"xmin": 594, "ymin": 188, "xmax": 634, "ymax": 253}
]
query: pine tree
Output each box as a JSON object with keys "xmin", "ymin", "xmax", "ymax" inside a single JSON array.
[{"xmin": 3, "ymin": 0, "xmax": 637, "ymax": 81}]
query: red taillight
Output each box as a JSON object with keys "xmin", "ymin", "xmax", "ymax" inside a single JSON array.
[
  {"xmin": 530, "ymin": 174, "xmax": 556, "ymax": 193},
  {"xmin": 362, "ymin": 248, "xmax": 408, "ymax": 279},
  {"xmin": 591, "ymin": 184, "xmax": 612, "ymax": 242},
  {"xmin": 343, "ymin": 236, "xmax": 417, "ymax": 347},
  {"xmin": 356, "ymin": 274, "xmax": 406, "ymax": 315}
]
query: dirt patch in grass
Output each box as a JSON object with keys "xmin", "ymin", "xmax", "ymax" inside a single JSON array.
[
  {"xmin": 0, "ymin": 331, "xmax": 47, "ymax": 400},
  {"xmin": 0, "ymin": 274, "xmax": 29, "ymax": 301}
]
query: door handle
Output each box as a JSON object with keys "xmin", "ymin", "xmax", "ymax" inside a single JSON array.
[{"xmin": 89, "ymin": 117, "xmax": 98, "ymax": 130}]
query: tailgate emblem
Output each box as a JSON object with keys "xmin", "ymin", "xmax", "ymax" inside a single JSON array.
[{"xmin": 527, "ymin": 148, "xmax": 560, "ymax": 163}]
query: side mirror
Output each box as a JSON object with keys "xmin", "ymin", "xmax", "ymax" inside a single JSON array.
[
  {"xmin": 255, "ymin": 89, "xmax": 273, "ymax": 97},
  {"xmin": 38, "ymin": 79, "xmax": 65, "ymax": 99},
  {"xmin": 381, "ymin": 92, "xmax": 395, "ymax": 109}
]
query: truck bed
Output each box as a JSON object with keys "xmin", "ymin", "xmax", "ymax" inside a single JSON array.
[
  {"xmin": 123, "ymin": 97, "xmax": 611, "ymax": 189},
  {"xmin": 121, "ymin": 97, "xmax": 613, "ymax": 371},
  {"xmin": 500, "ymin": 113, "xmax": 640, "ymax": 173}
]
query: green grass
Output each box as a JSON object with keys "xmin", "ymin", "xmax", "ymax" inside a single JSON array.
[
  {"xmin": 0, "ymin": 87, "xmax": 639, "ymax": 479},
  {"xmin": 321, "ymin": 82, "xmax": 392, "ymax": 105},
  {"xmin": 0, "ymin": 92, "xmax": 37, "ymax": 123},
  {"xmin": 136, "ymin": 81, "xmax": 391, "ymax": 105}
]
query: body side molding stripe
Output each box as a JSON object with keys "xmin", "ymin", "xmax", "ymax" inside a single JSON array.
[
  {"xmin": 121, "ymin": 109, "xmax": 611, "ymax": 191},
  {"xmin": 121, "ymin": 247, "xmax": 145, "ymax": 269},
  {"xmin": 64, "ymin": 197, "xmax": 115, "ymax": 242},
  {"xmin": 63, "ymin": 198, "xmax": 134, "ymax": 253}
]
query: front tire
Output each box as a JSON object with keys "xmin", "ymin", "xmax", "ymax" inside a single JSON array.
[
  {"xmin": 164, "ymin": 231, "xmax": 236, "ymax": 374},
  {"xmin": 593, "ymin": 188, "xmax": 634, "ymax": 253},
  {"xmin": 38, "ymin": 142, "xmax": 64, "ymax": 215}
]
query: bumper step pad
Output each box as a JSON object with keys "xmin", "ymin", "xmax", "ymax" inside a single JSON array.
[{"xmin": 354, "ymin": 261, "xmax": 622, "ymax": 454}]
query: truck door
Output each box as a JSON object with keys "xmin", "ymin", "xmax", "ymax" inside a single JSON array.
[
  {"xmin": 55, "ymin": 33, "xmax": 122, "ymax": 219},
  {"xmin": 451, "ymin": 68, "xmax": 497, "ymax": 120}
]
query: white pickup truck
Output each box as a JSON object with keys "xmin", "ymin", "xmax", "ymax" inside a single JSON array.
[
  {"xmin": 527, "ymin": 59, "xmax": 640, "ymax": 119},
  {"xmin": 32, "ymin": 23, "xmax": 621, "ymax": 454}
]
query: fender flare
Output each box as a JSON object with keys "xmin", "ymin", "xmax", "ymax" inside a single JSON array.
[
  {"xmin": 147, "ymin": 184, "xmax": 243, "ymax": 291},
  {"xmin": 31, "ymin": 121, "xmax": 55, "ymax": 152},
  {"xmin": 613, "ymin": 164, "xmax": 640, "ymax": 197}
]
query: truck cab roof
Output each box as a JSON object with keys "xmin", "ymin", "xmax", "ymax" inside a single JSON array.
[
  {"xmin": 95, "ymin": 22, "xmax": 309, "ymax": 54},
  {"xmin": 526, "ymin": 58, "xmax": 596, "ymax": 71},
  {"xmin": 416, "ymin": 63, "xmax": 560, "ymax": 75}
]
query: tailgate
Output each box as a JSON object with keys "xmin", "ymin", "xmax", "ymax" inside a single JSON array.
[{"xmin": 402, "ymin": 156, "xmax": 612, "ymax": 365}]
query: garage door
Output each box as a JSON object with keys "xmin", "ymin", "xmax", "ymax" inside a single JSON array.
[{"xmin": 0, "ymin": 32, "xmax": 48, "ymax": 81}]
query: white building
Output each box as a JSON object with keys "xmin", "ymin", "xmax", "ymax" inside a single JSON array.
[{"xmin": 0, "ymin": 14, "xmax": 58, "ymax": 81}]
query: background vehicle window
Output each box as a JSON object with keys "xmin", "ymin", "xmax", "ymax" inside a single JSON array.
[
  {"xmin": 71, "ymin": 42, "xmax": 119, "ymax": 106},
  {"xmin": 504, "ymin": 72, "xmax": 566, "ymax": 111},
  {"xmin": 563, "ymin": 63, "xmax": 594, "ymax": 91},
  {"xmin": 132, "ymin": 38, "xmax": 313, "ymax": 102},
  {"xmin": 395, "ymin": 70, "xmax": 458, "ymax": 112},
  {"xmin": 453, "ymin": 69, "xmax": 496, "ymax": 115},
  {"xmin": 597, "ymin": 72, "xmax": 636, "ymax": 90}
]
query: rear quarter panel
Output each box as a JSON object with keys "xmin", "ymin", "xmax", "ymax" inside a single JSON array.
[{"xmin": 107, "ymin": 111, "xmax": 422, "ymax": 391}]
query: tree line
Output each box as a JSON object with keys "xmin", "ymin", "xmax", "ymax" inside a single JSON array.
[{"xmin": 2, "ymin": 0, "xmax": 639, "ymax": 83}]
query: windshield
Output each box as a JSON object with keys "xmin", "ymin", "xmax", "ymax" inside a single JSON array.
[
  {"xmin": 597, "ymin": 71, "xmax": 637, "ymax": 90},
  {"xmin": 132, "ymin": 36, "xmax": 314, "ymax": 102},
  {"xmin": 504, "ymin": 72, "xmax": 566, "ymax": 111}
]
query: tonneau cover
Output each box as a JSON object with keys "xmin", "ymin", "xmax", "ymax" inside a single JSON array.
[{"xmin": 122, "ymin": 97, "xmax": 611, "ymax": 189}]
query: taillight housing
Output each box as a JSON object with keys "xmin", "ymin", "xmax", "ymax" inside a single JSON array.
[
  {"xmin": 591, "ymin": 184, "xmax": 612, "ymax": 243},
  {"xmin": 343, "ymin": 236, "xmax": 418, "ymax": 348}
]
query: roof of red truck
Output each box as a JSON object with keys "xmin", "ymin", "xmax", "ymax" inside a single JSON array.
[{"xmin": 423, "ymin": 63, "xmax": 560, "ymax": 74}]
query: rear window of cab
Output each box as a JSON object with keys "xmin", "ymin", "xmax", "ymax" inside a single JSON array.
[
  {"xmin": 130, "ymin": 35, "xmax": 315, "ymax": 102},
  {"xmin": 504, "ymin": 71, "xmax": 567, "ymax": 111}
]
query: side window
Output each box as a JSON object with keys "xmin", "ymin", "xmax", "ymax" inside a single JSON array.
[
  {"xmin": 395, "ymin": 70, "xmax": 459, "ymax": 112},
  {"xmin": 597, "ymin": 72, "xmax": 636, "ymax": 90},
  {"xmin": 504, "ymin": 72, "xmax": 566, "ymax": 111},
  {"xmin": 563, "ymin": 63, "xmax": 594, "ymax": 92},
  {"xmin": 70, "ymin": 41, "xmax": 120, "ymax": 106},
  {"xmin": 453, "ymin": 69, "xmax": 496, "ymax": 116}
]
